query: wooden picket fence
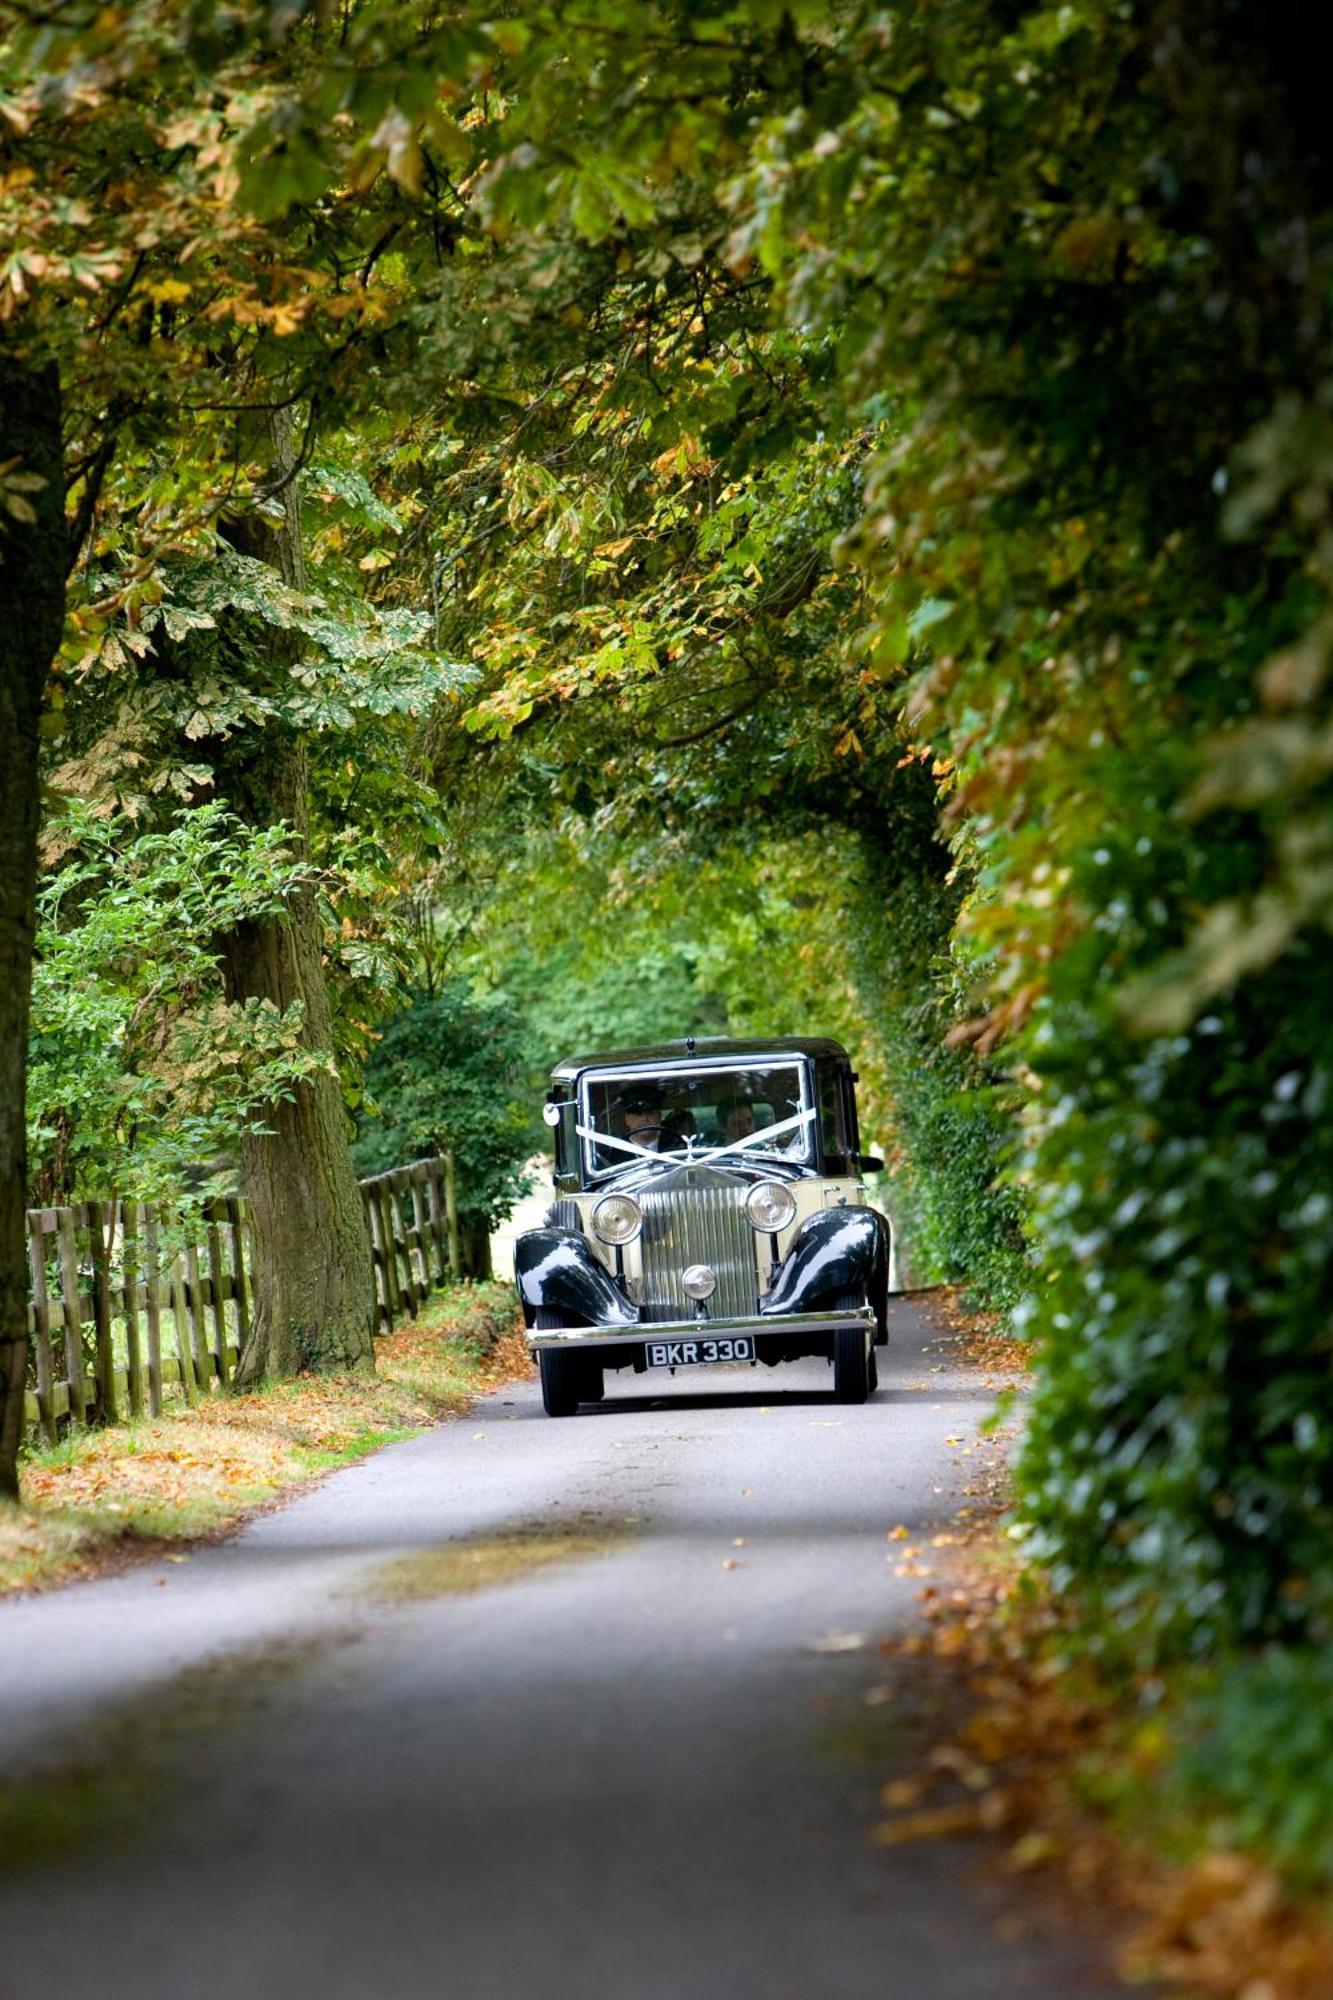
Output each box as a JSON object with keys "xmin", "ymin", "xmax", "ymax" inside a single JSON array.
[
  {"xmin": 22, "ymin": 1154, "xmax": 459, "ymax": 1439},
  {"xmin": 359, "ymin": 1154, "xmax": 459, "ymax": 1333}
]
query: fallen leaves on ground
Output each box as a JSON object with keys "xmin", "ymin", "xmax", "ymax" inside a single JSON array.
[
  {"xmin": 919, "ymin": 1285, "xmax": 1031, "ymax": 1377},
  {"xmin": 1, "ymin": 1283, "xmax": 530, "ymax": 1597},
  {"xmin": 869, "ymin": 1306, "xmax": 1333, "ymax": 2000}
]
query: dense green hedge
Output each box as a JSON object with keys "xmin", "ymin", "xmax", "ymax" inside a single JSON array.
[
  {"xmin": 846, "ymin": 818, "xmax": 1028, "ymax": 1305},
  {"xmin": 726, "ymin": 0, "xmax": 1333, "ymax": 1666}
]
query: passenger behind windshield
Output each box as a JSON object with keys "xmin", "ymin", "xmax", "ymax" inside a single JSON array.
[{"xmin": 715, "ymin": 1095, "xmax": 756, "ymax": 1145}]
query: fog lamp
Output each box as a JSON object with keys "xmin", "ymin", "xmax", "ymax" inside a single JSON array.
[
  {"xmin": 592, "ymin": 1193, "xmax": 642, "ymax": 1246},
  {"xmin": 745, "ymin": 1181, "xmax": 797, "ymax": 1234},
  {"xmin": 681, "ymin": 1264, "xmax": 717, "ymax": 1302}
]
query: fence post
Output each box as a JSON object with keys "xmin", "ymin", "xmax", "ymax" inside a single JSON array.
[
  {"xmin": 86, "ymin": 1199, "xmax": 119, "ymax": 1424},
  {"xmin": 26, "ymin": 1212, "xmax": 58, "ymax": 1443},
  {"xmin": 444, "ymin": 1149, "xmax": 461, "ymax": 1283},
  {"xmin": 142, "ymin": 1205, "xmax": 165, "ymax": 1415},
  {"xmin": 184, "ymin": 1237, "xmax": 211, "ymax": 1391},
  {"xmin": 408, "ymin": 1170, "xmax": 429, "ymax": 1300},
  {"xmin": 378, "ymin": 1181, "xmax": 403, "ymax": 1328},
  {"xmin": 226, "ymin": 1196, "xmax": 251, "ymax": 1363},
  {"xmin": 206, "ymin": 1203, "xmax": 230, "ymax": 1387},
  {"xmin": 392, "ymin": 1173, "xmax": 421, "ymax": 1315},
  {"xmin": 363, "ymin": 1186, "xmax": 383, "ymax": 1332},
  {"xmin": 122, "ymin": 1200, "xmax": 146, "ymax": 1420},
  {"xmin": 425, "ymin": 1161, "xmax": 447, "ymax": 1286},
  {"xmin": 167, "ymin": 1226, "xmax": 200, "ymax": 1407},
  {"xmin": 55, "ymin": 1208, "xmax": 89, "ymax": 1427}
]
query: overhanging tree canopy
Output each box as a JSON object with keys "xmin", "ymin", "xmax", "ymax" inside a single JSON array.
[{"xmin": 3, "ymin": 0, "xmax": 1331, "ymax": 1689}]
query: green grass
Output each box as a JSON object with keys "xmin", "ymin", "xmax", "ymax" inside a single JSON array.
[{"xmin": 295, "ymin": 1426, "xmax": 418, "ymax": 1472}]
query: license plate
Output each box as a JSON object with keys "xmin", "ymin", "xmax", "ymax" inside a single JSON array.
[{"xmin": 645, "ymin": 1336, "xmax": 756, "ymax": 1368}]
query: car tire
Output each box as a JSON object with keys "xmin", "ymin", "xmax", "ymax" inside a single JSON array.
[
  {"xmin": 874, "ymin": 1280, "xmax": 890, "ymax": 1348},
  {"xmin": 534, "ymin": 1310, "xmax": 585, "ymax": 1417},
  {"xmin": 538, "ymin": 1345, "xmax": 585, "ymax": 1418},
  {"xmin": 831, "ymin": 1294, "xmax": 872, "ymax": 1404}
]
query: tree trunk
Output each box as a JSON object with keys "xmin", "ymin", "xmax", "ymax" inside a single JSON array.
[
  {"xmin": 218, "ymin": 734, "xmax": 376, "ymax": 1379},
  {"xmin": 216, "ymin": 413, "xmax": 375, "ymax": 1382},
  {"xmin": 0, "ymin": 353, "xmax": 66, "ymax": 1497},
  {"xmin": 460, "ymin": 1215, "xmax": 493, "ymax": 1282}
]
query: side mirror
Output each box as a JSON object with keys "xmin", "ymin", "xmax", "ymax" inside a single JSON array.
[
  {"xmin": 859, "ymin": 1155, "xmax": 884, "ymax": 1175},
  {"xmin": 544, "ymin": 1097, "xmax": 578, "ymax": 1178}
]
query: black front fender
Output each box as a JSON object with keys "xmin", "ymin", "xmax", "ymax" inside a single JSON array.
[
  {"xmin": 759, "ymin": 1206, "xmax": 890, "ymax": 1319},
  {"xmin": 515, "ymin": 1228, "xmax": 641, "ymax": 1328}
]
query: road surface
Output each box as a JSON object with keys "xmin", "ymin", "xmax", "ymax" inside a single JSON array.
[{"xmin": 0, "ymin": 1298, "xmax": 1126, "ymax": 1999}]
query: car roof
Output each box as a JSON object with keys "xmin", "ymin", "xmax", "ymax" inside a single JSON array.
[{"xmin": 549, "ymin": 1036, "xmax": 850, "ymax": 1083}]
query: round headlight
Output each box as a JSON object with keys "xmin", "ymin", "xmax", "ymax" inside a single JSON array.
[
  {"xmin": 591, "ymin": 1193, "xmax": 642, "ymax": 1246},
  {"xmin": 745, "ymin": 1180, "xmax": 797, "ymax": 1234},
  {"xmin": 681, "ymin": 1264, "xmax": 717, "ymax": 1302}
]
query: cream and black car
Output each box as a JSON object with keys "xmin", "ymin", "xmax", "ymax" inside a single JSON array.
[{"xmin": 516, "ymin": 1037, "xmax": 891, "ymax": 1416}]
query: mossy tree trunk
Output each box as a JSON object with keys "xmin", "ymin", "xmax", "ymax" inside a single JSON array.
[
  {"xmin": 218, "ymin": 731, "xmax": 377, "ymax": 1381},
  {"xmin": 0, "ymin": 353, "xmax": 66, "ymax": 1497},
  {"xmin": 460, "ymin": 1216, "xmax": 493, "ymax": 1282},
  {"xmin": 216, "ymin": 414, "xmax": 375, "ymax": 1383}
]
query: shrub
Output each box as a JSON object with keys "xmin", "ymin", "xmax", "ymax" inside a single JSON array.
[{"xmin": 352, "ymin": 983, "xmax": 535, "ymax": 1256}]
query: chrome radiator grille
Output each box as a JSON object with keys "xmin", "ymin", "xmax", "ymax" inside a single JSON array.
[{"xmin": 637, "ymin": 1184, "xmax": 757, "ymax": 1323}]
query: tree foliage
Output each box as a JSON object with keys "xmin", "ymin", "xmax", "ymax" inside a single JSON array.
[
  {"xmin": 29, "ymin": 803, "xmax": 324, "ymax": 1207},
  {"xmin": 352, "ymin": 982, "xmax": 534, "ymax": 1244}
]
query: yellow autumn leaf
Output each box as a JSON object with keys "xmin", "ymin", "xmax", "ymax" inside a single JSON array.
[
  {"xmin": 880, "ymin": 1775, "xmax": 930, "ymax": 1810},
  {"xmin": 871, "ymin": 1804, "xmax": 981, "ymax": 1845},
  {"xmin": 140, "ymin": 277, "xmax": 192, "ymax": 304},
  {"xmin": 1007, "ymin": 1831, "xmax": 1057, "ymax": 1871}
]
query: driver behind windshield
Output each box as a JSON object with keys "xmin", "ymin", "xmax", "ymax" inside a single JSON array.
[
  {"xmin": 616, "ymin": 1087, "xmax": 665, "ymax": 1149},
  {"xmin": 611, "ymin": 1088, "xmax": 698, "ymax": 1156}
]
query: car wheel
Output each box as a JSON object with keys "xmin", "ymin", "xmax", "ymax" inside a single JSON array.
[
  {"xmin": 538, "ymin": 1346, "xmax": 586, "ymax": 1417},
  {"xmin": 534, "ymin": 1309, "xmax": 585, "ymax": 1417},
  {"xmin": 831, "ymin": 1292, "xmax": 872, "ymax": 1404}
]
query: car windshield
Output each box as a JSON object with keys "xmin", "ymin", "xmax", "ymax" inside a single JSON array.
[{"xmin": 578, "ymin": 1062, "xmax": 813, "ymax": 1177}]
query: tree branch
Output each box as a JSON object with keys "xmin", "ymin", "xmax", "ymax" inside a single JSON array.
[{"xmin": 64, "ymin": 417, "xmax": 125, "ymax": 576}]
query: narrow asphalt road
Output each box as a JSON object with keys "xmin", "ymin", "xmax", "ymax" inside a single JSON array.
[{"xmin": 0, "ymin": 1300, "xmax": 1126, "ymax": 2000}]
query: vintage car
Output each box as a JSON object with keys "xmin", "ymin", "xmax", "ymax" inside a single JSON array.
[{"xmin": 516, "ymin": 1036, "xmax": 891, "ymax": 1416}]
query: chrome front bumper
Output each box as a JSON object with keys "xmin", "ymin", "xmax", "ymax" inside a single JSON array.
[{"xmin": 526, "ymin": 1308, "xmax": 875, "ymax": 1350}]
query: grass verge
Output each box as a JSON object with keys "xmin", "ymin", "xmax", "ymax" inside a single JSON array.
[{"xmin": 0, "ymin": 1282, "xmax": 533, "ymax": 1598}]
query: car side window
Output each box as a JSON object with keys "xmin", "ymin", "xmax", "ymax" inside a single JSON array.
[{"xmin": 817, "ymin": 1063, "xmax": 848, "ymax": 1162}]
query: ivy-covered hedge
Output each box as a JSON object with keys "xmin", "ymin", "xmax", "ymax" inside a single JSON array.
[
  {"xmin": 846, "ymin": 808, "xmax": 1028, "ymax": 1306},
  {"xmin": 724, "ymin": 0, "xmax": 1333, "ymax": 1668}
]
